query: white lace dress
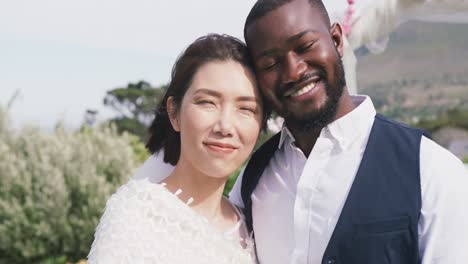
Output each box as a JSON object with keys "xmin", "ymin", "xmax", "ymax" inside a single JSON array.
[{"xmin": 87, "ymin": 178, "xmax": 255, "ymax": 264}]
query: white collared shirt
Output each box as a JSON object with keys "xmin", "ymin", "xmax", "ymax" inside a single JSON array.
[{"xmin": 229, "ymin": 95, "xmax": 468, "ymax": 264}]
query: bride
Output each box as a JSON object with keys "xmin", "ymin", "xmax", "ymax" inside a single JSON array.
[{"xmin": 87, "ymin": 34, "xmax": 268, "ymax": 264}]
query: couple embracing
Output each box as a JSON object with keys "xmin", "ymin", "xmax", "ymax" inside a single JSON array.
[{"xmin": 88, "ymin": 0, "xmax": 468, "ymax": 263}]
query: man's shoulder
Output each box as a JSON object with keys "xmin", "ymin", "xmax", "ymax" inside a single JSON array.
[
  {"xmin": 239, "ymin": 133, "xmax": 282, "ymax": 206},
  {"xmin": 243, "ymin": 133, "xmax": 281, "ymax": 175},
  {"xmin": 253, "ymin": 132, "xmax": 282, "ymax": 155},
  {"xmin": 421, "ymin": 136, "xmax": 466, "ymax": 173},
  {"xmin": 373, "ymin": 113, "xmax": 432, "ymax": 140},
  {"xmin": 374, "ymin": 113, "xmax": 423, "ymax": 133}
]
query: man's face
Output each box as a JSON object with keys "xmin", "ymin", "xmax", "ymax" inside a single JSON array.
[{"xmin": 246, "ymin": 0, "xmax": 346, "ymax": 130}]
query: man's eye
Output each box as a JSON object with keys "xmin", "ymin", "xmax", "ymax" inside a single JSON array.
[
  {"xmin": 296, "ymin": 42, "xmax": 315, "ymax": 53},
  {"xmin": 261, "ymin": 62, "xmax": 278, "ymax": 71}
]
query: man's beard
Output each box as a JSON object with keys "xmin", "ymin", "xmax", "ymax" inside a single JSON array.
[{"xmin": 284, "ymin": 57, "xmax": 346, "ymax": 132}]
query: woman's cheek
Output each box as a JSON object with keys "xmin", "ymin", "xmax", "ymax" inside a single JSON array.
[
  {"xmin": 184, "ymin": 107, "xmax": 217, "ymax": 129},
  {"xmin": 240, "ymin": 117, "xmax": 262, "ymax": 148}
]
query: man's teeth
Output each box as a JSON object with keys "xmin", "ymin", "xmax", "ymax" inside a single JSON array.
[{"xmin": 289, "ymin": 82, "xmax": 316, "ymax": 97}]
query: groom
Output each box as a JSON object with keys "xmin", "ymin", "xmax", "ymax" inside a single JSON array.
[{"xmin": 229, "ymin": 0, "xmax": 468, "ymax": 263}]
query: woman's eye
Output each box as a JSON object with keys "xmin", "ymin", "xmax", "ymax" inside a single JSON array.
[
  {"xmin": 197, "ymin": 100, "xmax": 215, "ymax": 106},
  {"xmin": 240, "ymin": 107, "xmax": 256, "ymax": 114}
]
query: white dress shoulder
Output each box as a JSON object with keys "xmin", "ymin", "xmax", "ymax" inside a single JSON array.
[{"xmin": 87, "ymin": 178, "xmax": 255, "ymax": 264}]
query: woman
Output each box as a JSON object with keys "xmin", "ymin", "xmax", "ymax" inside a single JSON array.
[{"xmin": 87, "ymin": 34, "xmax": 268, "ymax": 263}]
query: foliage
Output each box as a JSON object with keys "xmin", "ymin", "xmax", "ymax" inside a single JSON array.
[
  {"xmin": 127, "ymin": 133, "xmax": 150, "ymax": 163},
  {"xmin": 0, "ymin": 106, "xmax": 142, "ymax": 264},
  {"xmin": 414, "ymin": 108, "xmax": 468, "ymax": 133},
  {"xmin": 103, "ymin": 81, "xmax": 166, "ymax": 141}
]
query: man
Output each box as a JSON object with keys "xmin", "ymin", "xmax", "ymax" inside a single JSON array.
[{"xmin": 229, "ymin": 0, "xmax": 468, "ymax": 263}]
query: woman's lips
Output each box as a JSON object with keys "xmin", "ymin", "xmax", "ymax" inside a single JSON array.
[{"xmin": 203, "ymin": 142, "xmax": 238, "ymax": 154}]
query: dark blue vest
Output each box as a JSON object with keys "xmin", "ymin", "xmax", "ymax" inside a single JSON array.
[{"xmin": 241, "ymin": 114, "xmax": 424, "ymax": 263}]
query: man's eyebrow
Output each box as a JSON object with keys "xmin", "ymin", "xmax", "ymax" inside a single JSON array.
[
  {"xmin": 255, "ymin": 49, "xmax": 277, "ymax": 60},
  {"xmin": 254, "ymin": 30, "xmax": 318, "ymax": 59},
  {"xmin": 286, "ymin": 30, "xmax": 316, "ymax": 43}
]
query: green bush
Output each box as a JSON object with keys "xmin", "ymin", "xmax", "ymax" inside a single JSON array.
[{"xmin": 0, "ymin": 106, "xmax": 142, "ymax": 263}]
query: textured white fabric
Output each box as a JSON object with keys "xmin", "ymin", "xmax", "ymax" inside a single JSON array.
[
  {"xmin": 229, "ymin": 95, "xmax": 468, "ymax": 264},
  {"xmin": 88, "ymin": 177, "xmax": 255, "ymax": 264}
]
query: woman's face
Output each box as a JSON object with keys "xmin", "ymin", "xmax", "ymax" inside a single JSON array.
[{"xmin": 168, "ymin": 60, "xmax": 263, "ymax": 179}]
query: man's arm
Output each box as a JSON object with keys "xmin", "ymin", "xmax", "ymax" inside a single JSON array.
[{"xmin": 419, "ymin": 136, "xmax": 468, "ymax": 263}]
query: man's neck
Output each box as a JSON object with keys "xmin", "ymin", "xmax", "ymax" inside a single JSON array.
[
  {"xmin": 287, "ymin": 92, "xmax": 356, "ymax": 157},
  {"xmin": 287, "ymin": 126, "xmax": 321, "ymax": 157}
]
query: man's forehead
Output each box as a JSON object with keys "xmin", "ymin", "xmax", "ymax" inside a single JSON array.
[
  {"xmin": 246, "ymin": 1, "xmax": 326, "ymax": 34},
  {"xmin": 245, "ymin": 1, "xmax": 327, "ymax": 54}
]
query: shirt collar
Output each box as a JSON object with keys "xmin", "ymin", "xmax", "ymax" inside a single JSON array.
[
  {"xmin": 278, "ymin": 124, "xmax": 294, "ymax": 149},
  {"xmin": 278, "ymin": 95, "xmax": 376, "ymax": 150}
]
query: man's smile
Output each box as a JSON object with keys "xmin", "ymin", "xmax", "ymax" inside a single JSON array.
[
  {"xmin": 280, "ymin": 73, "xmax": 323, "ymax": 99},
  {"xmin": 285, "ymin": 81, "xmax": 317, "ymax": 97}
]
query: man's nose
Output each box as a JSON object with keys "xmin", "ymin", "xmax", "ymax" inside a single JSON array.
[{"xmin": 281, "ymin": 52, "xmax": 307, "ymax": 84}]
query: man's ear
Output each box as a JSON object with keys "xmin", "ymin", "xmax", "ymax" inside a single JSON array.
[
  {"xmin": 330, "ymin": 23, "xmax": 344, "ymax": 57},
  {"xmin": 167, "ymin": 96, "xmax": 180, "ymax": 132}
]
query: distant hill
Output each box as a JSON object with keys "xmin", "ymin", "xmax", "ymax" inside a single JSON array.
[{"xmin": 356, "ymin": 21, "xmax": 468, "ymax": 122}]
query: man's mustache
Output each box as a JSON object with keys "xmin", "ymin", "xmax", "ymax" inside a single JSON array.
[{"xmin": 276, "ymin": 69, "xmax": 327, "ymax": 98}]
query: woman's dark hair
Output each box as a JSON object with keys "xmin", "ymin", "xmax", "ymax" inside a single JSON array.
[{"xmin": 146, "ymin": 33, "xmax": 270, "ymax": 165}]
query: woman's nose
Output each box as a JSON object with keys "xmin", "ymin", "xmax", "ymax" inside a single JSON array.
[{"xmin": 212, "ymin": 109, "xmax": 234, "ymax": 137}]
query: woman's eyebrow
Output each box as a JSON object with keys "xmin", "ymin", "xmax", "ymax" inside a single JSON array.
[
  {"xmin": 192, "ymin": 88, "xmax": 222, "ymax": 97},
  {"xmin": 237, "ymin": 96, "xmax": 260, "ymax": 104},
  {"xmin": 193, "ymin": 88, "xmax": 259, "ymax": 103}
]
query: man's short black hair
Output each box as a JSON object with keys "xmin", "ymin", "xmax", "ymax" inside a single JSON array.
[{"xmin": 244, "ymin": 0, "xmax": 331, "ymax": 42}]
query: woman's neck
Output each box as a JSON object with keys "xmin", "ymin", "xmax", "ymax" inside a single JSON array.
[{"xmin": 163, "ymin": 159, "xmax": 230, "ymax": 225}]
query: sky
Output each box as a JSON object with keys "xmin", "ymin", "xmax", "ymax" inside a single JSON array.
[
  {"xmin": 1, "ymin": 0, "xmax": 468, "ymax": 131},
  {"xmin": 0, "ymin": 0, "xmax": 257, "ymax": 130}
]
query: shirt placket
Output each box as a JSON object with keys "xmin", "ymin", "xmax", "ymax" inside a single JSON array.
[{"xmin": 292, "ymin": 137, "xmax": 333, "ymax": 264}]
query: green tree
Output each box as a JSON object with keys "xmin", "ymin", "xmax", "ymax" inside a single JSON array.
[
  {"xmin": 415, "ymin": 108, "xmax": 468, "ymax": 133},
  {"xmin": 104, "ymin": 81, "xmax": 166, "ymax": 141}
]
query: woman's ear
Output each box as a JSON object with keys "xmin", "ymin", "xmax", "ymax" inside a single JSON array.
[{"xmin": 166, "ymin": 96, "xmax": 180, "ymax": 132}]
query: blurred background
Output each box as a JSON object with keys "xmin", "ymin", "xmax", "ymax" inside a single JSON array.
[{"xmin": 1, "ymin": 0, "xmax": 467, "ymax": 263}]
